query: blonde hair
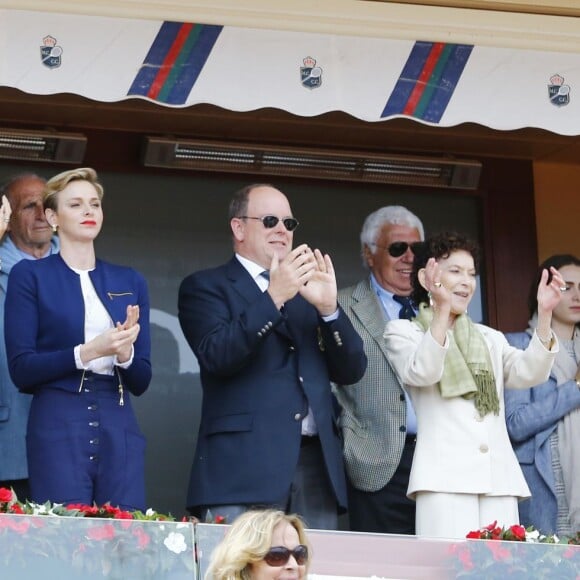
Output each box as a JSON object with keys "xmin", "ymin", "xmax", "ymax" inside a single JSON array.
[
  {"xmin": 43, "ymin": 167, "xmax": 104, "ymax": 211},
  {"xmin": 204, "ymin": 510, "xmax": 311, "ymax": 580}
]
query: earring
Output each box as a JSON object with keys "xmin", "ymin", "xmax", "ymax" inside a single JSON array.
[{"xmin": 51, "ymin": 223, "xmax": 58, "ymax": 234}]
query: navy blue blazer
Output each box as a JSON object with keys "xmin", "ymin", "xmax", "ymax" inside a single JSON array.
[
  {"xmin": 178, "ymin": 257, "xmax": 366, "ymax": 513},
  {"xmin": 5, "ymin": 254, "xmax": 151, "ymax": 396}
]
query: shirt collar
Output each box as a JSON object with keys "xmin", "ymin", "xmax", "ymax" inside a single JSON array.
[{"xmin": 235, "ymin": 253, "xmax": 267, "ymax": 284}]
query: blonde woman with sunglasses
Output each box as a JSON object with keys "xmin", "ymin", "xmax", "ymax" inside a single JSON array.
[{"xmin": 205, "ymin": 509, "xmax": 311, "ymax": 580}]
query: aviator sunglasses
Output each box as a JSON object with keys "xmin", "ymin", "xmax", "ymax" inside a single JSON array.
[
  {"xmin": 374, "ymin": 241, "xmax": 424, "ymax": 258},
  {"xmin": 239, "ymin": 215, "xmax": 299, "ymax": 232},
  {"xmin": 263, "ymin": 545, "xmax": 309, "ymax": 567}
]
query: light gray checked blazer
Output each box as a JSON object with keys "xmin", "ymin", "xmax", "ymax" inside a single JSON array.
[{"xmin": 334, "ymin": 278, "xmax": 408, "ymax": 492}]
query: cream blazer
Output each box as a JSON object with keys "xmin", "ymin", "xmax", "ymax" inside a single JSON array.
[{"xmin": 384, "ymin": 320, "xmax": 557, "ymax": 500}]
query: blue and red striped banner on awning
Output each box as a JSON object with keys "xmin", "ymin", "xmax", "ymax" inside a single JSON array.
[
  {"xmin": 128, "ymin": 21, "xmax": 222, "ymax": 105},
  {"xmin": 382, "ymin": 41, "xmax": 473, "ymax": 122}
]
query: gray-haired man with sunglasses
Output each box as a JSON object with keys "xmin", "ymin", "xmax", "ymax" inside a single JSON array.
[
  {"xmin": 178, "ymin": 183, "xmax": 366, "ymax": 529},
  {"xmin": 334, "ymin": 205, "xmax": 424, "ymax": 534}
]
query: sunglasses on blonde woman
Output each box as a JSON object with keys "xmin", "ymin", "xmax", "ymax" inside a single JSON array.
[{"xmin": 263, "ymin": 545, "xmax": 308, "ymax": 566}]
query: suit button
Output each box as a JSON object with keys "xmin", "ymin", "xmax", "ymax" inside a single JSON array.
[
  {"xmin": 89, "ymin": 421, "xmax": 99, "ymax": 427},
  {"xmin": 399, "ymin": 425, "xmax": 406, "ymax": 432},
  {"xmin": 289, "ymin": 345, "xmax": 296, "ymax": 351},
  {"xmin": 400, "ymin": 394, "xmax": 405, "ymax": 401},
  {"xmin": 299, "ymin": 376, "xmax": 304, "ymax": 383},
  {"xmin": 257, "ymin": 331, "xmax": 263, "ymax": 337},
  {"xmin": 90, "ymin": 438, "xmax": 99, "ymax": 445},
  {"xmin": 479, "ymin": 444, "xmax": 489, "ymax": 453},
  {"xmin": 294, "ymin": 413, "xmax": 301, "ymax": 421},
  {"xmin": 84, "ymin": 388, "xmax": 91, "ymax": 393},
  {"xmin": 87, "ymin": 404, "xmax": 97, "ymax": 411},
  {"xmin": 89, "ymin": 455, "xmax": 98, "ymax": 461}
]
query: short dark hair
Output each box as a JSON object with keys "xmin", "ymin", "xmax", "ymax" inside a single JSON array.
[
  {"xmin": 411, "ymin": 231, "xmax": 480, "ymax": 307},
  {"xmin": 228, "ymin": 183, "xmax": 275, "ymax": 221},
  {"xmin": 527, "ymin": 254, "xmax": 580, "ymax": 317}
]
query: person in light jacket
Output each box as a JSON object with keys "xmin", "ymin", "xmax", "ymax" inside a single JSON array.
[
  {"xmin": 384, "ymin": 232, "xmax": 563, "ymax": 539},
  {"xmin": 505, "ymin": 254, "xmax": 580, "ymax": 536}
]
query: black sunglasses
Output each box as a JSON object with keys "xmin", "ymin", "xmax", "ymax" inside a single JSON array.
[
  {"xmin": 374, "ymin": 241, "xmax": 424, "ymax": 258},
  {"xmin": 239, "ymin": 215, "xmax": 299, "ymax": 232},
  {"xmin": 263, "ymin": 545, "xmax": 308, "ymax": 567}
]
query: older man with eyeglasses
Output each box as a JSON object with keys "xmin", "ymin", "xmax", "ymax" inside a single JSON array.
[
  {"xmin": 334, "ymin": 205, "xmax": 425, "ymax": 534},
  {"xmin": 178, "ymin": 183, "xmax": 366, "ymax": 529}
]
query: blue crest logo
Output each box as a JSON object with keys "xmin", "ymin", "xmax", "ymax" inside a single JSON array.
[
  {"xmin": 548, "ymin": 74, "xmax": 570, "ymax": 107},
  {"xmin": 300, "ymin": 56, "xmax": 322, "ymax": 90},
  {"xmin": 40, "ymin": 36, "xmax": 63, "ymax": 69}
]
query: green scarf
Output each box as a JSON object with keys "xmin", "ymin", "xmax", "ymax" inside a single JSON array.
[{"xmin": 414, "ymin": 303, "xmax": 499, "ymax": 417}]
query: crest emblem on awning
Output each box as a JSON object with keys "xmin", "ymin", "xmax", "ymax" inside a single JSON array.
[
  {"xmin": 40, "ymin": 36, "xmax": 63, "ymax": 69},
  {"xmin": 300, "ymin": 56, "xmax": 322, "ymax": 90},
  {"xmin": 548, "ymin": 74, "xmax": 570, "ymax": 107}
]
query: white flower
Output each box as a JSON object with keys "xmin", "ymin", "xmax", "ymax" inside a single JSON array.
[
  {"xmin": 32, "ymin": 504, "xmax": 48, "ymax": 515},
  {"xmin": 525, "ymin": 529, "xmax": 540, "ymax": 542},
  {"xmin": 164, "ymin": 531, "xmax": 187, "ymax": 554},
  {"xmin": 145, "ymin": 508, "xmax": 156, "ymax": 517}
]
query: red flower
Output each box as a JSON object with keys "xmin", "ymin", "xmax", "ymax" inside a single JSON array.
[
  {"xmin": 9, "ymin": 503, "xmax": 24, "ymax": 514},
  {"xmin": 0, "ymin": 487, "xmax": 13, "ymax": 503},
  {"xmin": 508, "ymin": 525, "xmax": 526, "ymax": 541},
  {"xmin": 458, "ymin": 548, "xmax": 475, "ymax": 570},
  {"xmin": 466, "ymin": 530, "xmax": 482, "ymax": 539},
  {"xmin": 0, "ymin": 516, "xmax": 30, "ymax": 534},
  {"xmin": 487, "ymin": 540, "xmax": 512, "ymax": 561},
  {"xmin": 133, "ymin": 527, "xmax": 151, "ymax": 549},
  {"xmin": 214, "ymin": 515, "xmax": 226, "ymax": 524},
  {"xmin": 87, "ymin": 523, "xmax": 116, "ymax": 541}
]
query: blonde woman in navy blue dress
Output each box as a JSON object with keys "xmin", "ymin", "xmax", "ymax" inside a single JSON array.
[{"xmin": 5, "ymin": 168, "xmax": 151, "ymax": 510}]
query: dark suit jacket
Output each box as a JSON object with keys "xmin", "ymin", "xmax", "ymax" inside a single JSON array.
[{"xmin": 178, "ymin": 256, "xmax": 366, "ymax": 513}]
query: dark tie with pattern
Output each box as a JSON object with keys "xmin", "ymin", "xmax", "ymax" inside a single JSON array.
[{"xmin": 393, "ymin": 295, "xmax": 415, "ymax": 320}]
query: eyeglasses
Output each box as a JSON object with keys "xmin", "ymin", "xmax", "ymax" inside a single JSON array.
[
  {"xmin": 263, "ymin": 545, "xmax": 308, "ymax": 567},
  {"xmin": 373, "ymin": 241, "xmax": 424, "ymax": 258},
  {"xmin": 239, "ymin": 215, "xmax": 299, "ymax": 232}
]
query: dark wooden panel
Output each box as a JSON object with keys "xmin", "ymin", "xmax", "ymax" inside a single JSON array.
[{"xmin": 480, "ymin": 158, "xmax": 537, "ymax": 332}]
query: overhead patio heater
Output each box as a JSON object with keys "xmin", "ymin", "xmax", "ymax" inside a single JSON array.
[
  {"xmin": 0, "ymin": 128, "xmax": 87, "ymax": 164},
  {"xmin": 142, "ymin": 137, "xmax": 482, "ymax": 190}
]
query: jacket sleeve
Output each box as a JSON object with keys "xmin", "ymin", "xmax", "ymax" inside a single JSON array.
[
  {"xmin": 318, "ymin": 307, "xmax": 367, "ymax": 385},
  {"xmin": 505, "ymin": 377, "xmax": 580, "ymax": 442},
  {"xmin": 504, "ymin": 332, "xmax": 580, "ymax": 442},
  {"xmin": 117, "ymin": 270, "xmax": 152, "ymax": 396},
  {"xmin": 178, "ymin": 270, "xmax": 286, "ymax": 377},
  {"xmin": 383, "ymin": 319, "xmax": 448, "ymax": 387},
  {"xmin": 5, "ymin": 261, "xmax": 77, "ymax": 391},
  {"xmin": 500, "ymin": 329, "xmax": 557, "ymax": 389}
]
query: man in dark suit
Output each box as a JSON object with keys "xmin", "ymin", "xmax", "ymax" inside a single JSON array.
[{"xmin": 178, "ymin": 183, "xmax": 366, "ymax": 529}]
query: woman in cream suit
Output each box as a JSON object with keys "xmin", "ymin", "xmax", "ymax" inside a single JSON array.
[{"xmin": 384, "ymin": 232, "xmax": 564, "ymax": 539}]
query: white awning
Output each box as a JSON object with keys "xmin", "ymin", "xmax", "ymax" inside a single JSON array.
[{"xmin": 1, "ymin": 9, "xmax": 578, "ymax": 135}]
